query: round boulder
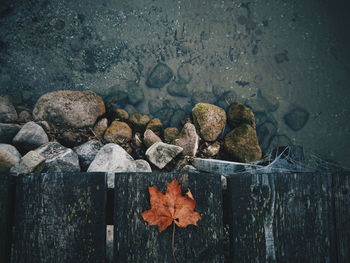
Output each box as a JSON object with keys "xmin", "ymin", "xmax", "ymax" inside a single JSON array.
[
  {"xmin": 33, "ymin": 90, "xmax": 105, "ymax": 128},
  {"xmin": 0, "ymin": 143, "xmax": 21, "ymax": 173},
  {"xmin": 104, "ymin": 121, "xmax": 132, "ymax": 144},
  {"xmin": 192, "ymin": 103, "xmax": 227, "ymax": 142}
]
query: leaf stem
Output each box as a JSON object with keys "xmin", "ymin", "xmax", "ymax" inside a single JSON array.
[{"xmin": 172, "ymin": 222, "xmax": 178, "ymax": 263}]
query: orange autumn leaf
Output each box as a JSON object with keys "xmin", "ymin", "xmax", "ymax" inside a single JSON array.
[{"xmin": 141, "ymin": 179, "xmax": 201, "ymax": 232}]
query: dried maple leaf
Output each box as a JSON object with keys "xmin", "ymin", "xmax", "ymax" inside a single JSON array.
[{"xmin": 141, "ymin": 179, "xmax": 201, "ymax": 232}]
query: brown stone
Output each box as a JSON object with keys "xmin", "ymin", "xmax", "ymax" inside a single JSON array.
[
  {"xmin": 104, "ymin": 121, "xmax": 132, "ymax": 144},
  {"xmin": 146, "ymin": 118, "xmax": 163, "ymax": 136},
  {"xmin": 164, "ymin": 127, "xmax": 180, "ymax": 143},
  {"xmin": 143, "ymin": 129, "xmax": 162, "ymax": 148},
  {"xmin": 113, "ymin": 108, "xmax": 129, "ymax": 121},
  {"xmin": 172, "ymin": 123, "xmax": 199, "ymax": 156},
  {"xmin": 227, "ymin": 102, "xmax": 256, "ymax": 128},
  {"xmin": 93, "ymin": 118, "xmax": 108, "ymax": 138},
  {"xmin": 202, "ymin": 141, "xmax": 221, "ymax": 157},
  {"xmin": 129, "ymin": 112, "xmax": 150, "ymax": 131}
]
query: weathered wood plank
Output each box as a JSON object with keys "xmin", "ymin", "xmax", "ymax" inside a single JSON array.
[
  {"xmin": 114, "ymin": 172, "xmax": 224, "ymax": 263},
  {"xmin": 227, "ymin": 172, "xmax": 335, "ymax": 262},
  {"xmin": 0, "ymin": 174, "xmax": 15, "ymax": 263},
  {"xmin": 333, "ymin": 171, "xmax": 350, "ymax": 262},
  {"xmin": 192, "ymin": 158, "xmax": 254, "ymax": 175},
  {"xmin": 12, "ymin": 172, "xmax": 107, "ymax": 263}
]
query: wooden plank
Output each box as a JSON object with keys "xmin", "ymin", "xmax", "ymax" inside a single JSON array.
[
  {"xmin": 0, "ymin": 174, "xmax": 15, "ymax": 263},
  {"xmin": 192, "ymin": 158, "xmax": 256, "ymax": 175},
  {"xmin": 113, "ymin": 172, "xmax": 224, "ymax": 263},
  {"xmin": 12, "ymin": 172, "xmax": 107, "ymax": 263},
  {"xmin": 333, "ymin": 171, "xmax": 350, "ymax": 262},
  {"xmin": 227, "ymin": 172, "xmax": 335, "ymax": 262}
]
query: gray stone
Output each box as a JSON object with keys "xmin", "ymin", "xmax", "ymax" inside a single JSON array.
[
  {"xmin": 172, "ymin": 123, "xmax": 199, "ymax": 156},
  {"xmin": 34, "ymin": 142, "xmax": 80, "ymax": 172},
  {"xmin": 10, "ymin": 151, "xmax": 45, "ymax": 174},
  {"xmin": 105, "ymin": 85, "xmax": 129, "ymax": 108},
  {"xmin": 284, "ymin": 107, "xmax": 309, "ymax": 131},
  {"xmin": 12, "ymin": 121, "xmax": 49, "ymax": 152},
  {"xmin": 127, "ymin": 81, "xmax": 144, "ymax": 105},
  {"xmin": 33, "ymin": 90, "xmax": 106, "ymax": 128},
  {"xmin": 146, "ymin": 63, "xmax": 173, "ymax": 89},
  {"xmin": 74, "ymin": 140, "xmax": 103, "ymax": 171},
  {"xmin": 88, "ymin": 143, "xmax": 136, "ymax": 186},
  {"xmin": 0, "ymin": 96, "xmax": 18, "ymax": 122},
  {"xmin": 143, "ymin": 129, "xmax": 162, "ymax": 148},
  {"xmin": 269, "ymin": 134, "xmax": 293, "ymax": 148},
  {"xmin": 18, "ymin": 110, "xmax": 32, "ymax": 123},
  {"xmin": 145, "ymin": 142, "xmax": 183, "ymax": 169},
  {"xmin": 167, "ymin": 81, "xmax": 189, "ymax": 97},
  {"xmin": 0, "ymin": 123, "xmax": 20, "ymax": 143},
  {"xmin": 0, "ymin": 143, "xmax": 21, "ymax": 173},
  {"xmin": 170, "ymin": 109, "xmax": 187, "ymax": 128},
  {"xmin": 245, "ymin": 89, "xmax": 279, "ymax": 113},
  {"xmin": 135, "ymin": 159, "xmax": 152, "ymax": 172}
]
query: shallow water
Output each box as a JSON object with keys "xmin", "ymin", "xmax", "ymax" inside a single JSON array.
[{"xmin": 0, "ymin": 0, "xmax": 349, "ymax": 167}]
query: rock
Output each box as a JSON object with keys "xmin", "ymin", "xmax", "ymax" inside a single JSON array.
[
  {"xmin": 0, "ymin": 143, "xmax": 21, "ymax": 173},
  {"xmin": 74, "ymin": 140, "xmax": 103, "ymax": 171},
  {"xmin": 173, "ymin": 157, "xmax": 191, "ymax": 171},
  {"xmin": 192, "ymin": 103, "xmax": 227, "ymax": 142},
  {"xmin": 146, "ymin": 63, "xmax": 173, "ymax": 89},
  {"xmin": 135, "ymin": 159, "xmax": 152, "ymax": 172},
  {"xmin": 0, "ymin": 96, "xmax": 18, "ymax": 122},
  {"xmin": 170, "ymin": 110, "xmax": 187, "ymax": 128},
  {"xmin": 191, "ymin": 91, "xmax": 217, "ymax": 105},
  {"xmin": 143, "ymin": 129, "xmax": 162, "ymax": 148},
  {"xmin": 145, "ymin": 142, "xmax": 183, "ymax": 169},
  {"xmin": 256, "ymin": 121, "xmax": 277, "ymax": 152},
  {"xmin": 104, "ymin": 121, "xmax": 132, "ymax": 144},
  {"xmin": 10, "ymin": 151, "xmax": 45, "ymax": 174},
  {"xmin": 12, "ymin": 121, "xmax": 49, "ymax": 152},
  {"xmin": 172, "ymin": 123, "xmax": 199, "ymax": 156},
  {"xmin": 105, "ymin": 85, "xmax": 129, "ymax": 108},
  {"xmin": 164, "ymin": 127, "xmax": 180, "ymax": 143},
  {"xmin": 202, "ymin": 141, "xmax": 221, "ymax": 157},
  {"xmin": 269, "ymin": 134, "xmax": 293, "ymax": 148},
  {"xmin": 18, "ymin": 110, "xmax": 32, "ymax": 123},
  {"xmin": 167, "ymin": 81, "xmax": 189, "ymax": 97},
  {"xmin": 59, "ymin": 131, "xmax": 82, "ymax": 148},
  {"xmin": 245, "ymin": 89, "xmax": 279, "ymax": 113},
  {"xmin": 93, "ymin": 118, "xmax": 108, "ymax": 138},
  {"xmin": 33, "ymin": 90, "xmax": 105, "ymax": 128},
  {"xmin": 146, "ymin": 118, "xmax": 163, "ymax": 136},
  {"xmin": 112, "ymin": 109, "xmax": 129, "ymax": 121},
  {"xmin": 215, "ymin": 90, "xmax": 237, "ymax": 110},
  {"xmin": 127, "ymin": 81, "xmax": 144, "ymax": 105},
  {"xmin": 227, "ymin": 102, "xmax": 256, "ymax": 128},
  {"xmin": 0, "ymin": 123, "xmax": 20, "ymax": 143},
  {"xmin": 87, "ymin": 143, "xmax": 136, "ymax": 186},
  {"xmin": 148, "ymin": 99, "xmax": 179, "ymax": 126},
  {"xmin": 36, "ymin": 121, "xmax": 51, "ymax": 133},
  {"xmin": 124, "ymin": 104, "xmax": 137, "ymax": 114},
  {"xmin": 129, "ymin": 113, "xmax": 150, "ymax": 131},
  {"xmin": 180, "ymin": 165, "xmax": 197, "ymax": 172},
  {"xmin": 224, "ymin": 124, "xmax": 262, "ymax": 163},
  {"xmin": 34, "ymin": 142, "xmax": 80, "ymax": 172},
  {"xmin": 148, "ymin": 99, "xmax": 164, "ymax": 115},
  {"xmin": 284, "ymin": 107, "xmax": 309, "ymax": 131}
]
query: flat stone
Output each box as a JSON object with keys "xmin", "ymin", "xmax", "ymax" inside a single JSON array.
[
  {"xmin": 0, "ymin": 123, "xmax": 20, "ymax": 143},
  {"xmin": 0, "ymin": 96, "xmax": 18, "ymax": 122},
  {"xmin": 192, "ymin": 103, "xmax": 227, "ymax": 142},
  {"xmin": 0, "ymin": 143, "xmax": 21, "ymax": 173},
  {"xmin": 10, "ymin": 150, "xmax": 45, "ymax": 174},
  {"xmin": 146, "ymin": 63, "xmax": 173, "ymax": 89},
  {"xmin": 33, "ymin": 90, "xmax": 105, "ymax": 128},
  {"xmin": 104, "ymin": 121, "xmax": 132, "ymax": 144},
  {"xmin": 135, "ymin": 159, "xmax": 152, "ymax": 172},
  {"xmin": 145, "ymin": 142, "xmax": 183, "ymax": 169},
  {"xmin": 172, "ymin": 123, "xmax": 199, "ymax": 156},
  {"xmin": 12, "ymin": 121, "xmax": 49, "ymax": 152},
  {"xmin": 74, "ymin": 140, "xmax": 103, "ymax": 171},
  {"xmin": 284, "ymin": 107, "xmax": 309, "ymax": 131},
  {"xmin": 143, "ymin": 129, "xmax": 162, "ymax": 148},
  {"xmin": 34, "ymin": 142, "xmax": 80, "ymax": 172}
]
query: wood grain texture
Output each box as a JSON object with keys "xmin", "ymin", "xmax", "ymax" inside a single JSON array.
[
  {"xmin": 12, "ymin": 172, "xmax": 106, "ymax": 263},
  {"xmin": 0, "ymin": 174, "xmax": 15, "ymax": 263},
  {"xmin": 113, "ymin": 172, "xmax": 224, "ymax": 263},
  {"xmin": 227, "ymin": 172, "xmax": 336, "ymax": 262},
  {"xmin": 333, "ymin": 171, "xmax": 350, "ymax": 262}
]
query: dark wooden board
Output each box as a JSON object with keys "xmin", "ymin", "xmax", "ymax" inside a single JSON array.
[
  {"xmin": 12, "ymin": 172, "xmax": 107, "ymax": 263},
  {"xmin": 113, "ymin": 172, "xmax": 224, "ymax": 263},
  {"xmin": 333, "ymin": 171, "xmax": 350, "ymax": 262},
  {"xmin": 227, "ymin": 172, "xmax": 335, "ymax": 262},
  {"xmin": 0, "ymin": 174, "xmax": 15, "ymax": 263}
]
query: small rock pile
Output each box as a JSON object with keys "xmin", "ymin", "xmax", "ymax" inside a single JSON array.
[{"xmin": 0, "ymin": 90, "xmax": 263, "ymax": 175}]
